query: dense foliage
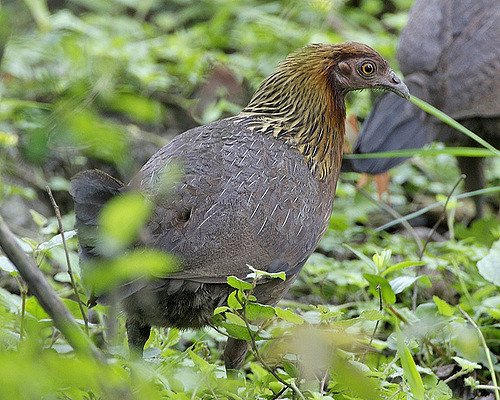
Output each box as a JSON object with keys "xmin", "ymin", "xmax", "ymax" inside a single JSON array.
[{"xmin": 0, "ymin": 1, "xmax": 498, "ymax": 399}]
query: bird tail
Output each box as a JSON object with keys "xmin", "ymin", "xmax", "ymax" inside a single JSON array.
[
  {"xmin": 69, "ymin": 169, "xmax": 124, "ymax": 259},
  {"xmin": 343, "ymin": 90, "xmax": 437, "ymax": 174}
]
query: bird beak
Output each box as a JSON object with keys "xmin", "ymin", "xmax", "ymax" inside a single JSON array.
[{"xmin": 381, "ymin": 70, "xmax": 410, "ymax": 100}]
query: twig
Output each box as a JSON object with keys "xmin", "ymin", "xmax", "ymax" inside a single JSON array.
[
  {"xmin": 0, "ymin": 214, "xmax": 104, "ymax": 361},
  {"xmin": 364, "ymin": 284, "xmax": 383, "ymax": 362},
  {"xmin": 356, "ymin": 186, "xmax": 424, "ymax": 254},
  {"xmin": 412, "ymin": 175, "xmax": 465, "ymax": 310},
  {"xmin": 238, "ymin": 292, "xmax": 305, "ymax": 400},
  {"xmin": 46, "ymin": 186, "xmax": 89, "ymax": 333},
  {"xmin": 20, "ymin": 281, "xmax": 27, "ymax": 341},
  {"xmin": 459, "ymin": 307, "xmax": 499, "ymax": 400},
  {"xmin": 271, "ymin": 386, "xmax": 288, "ymax": 400}
]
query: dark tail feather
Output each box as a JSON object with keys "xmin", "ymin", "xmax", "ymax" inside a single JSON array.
[
  {"xmin": 343, "ymin": 91, "xmax": 437, "ymax": 174},
  {"xmin": 70, "ymin": 169, "xmax": 123, "ymax": 258}
]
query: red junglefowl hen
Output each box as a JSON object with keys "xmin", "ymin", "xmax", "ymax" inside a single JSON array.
[
  {"xmin": 70, "ymin": 42, "xmax": 409, "ymax": 369},
  {"xmin": 343, "ymin": 0, "xmax": 500, "ymax": 216}
]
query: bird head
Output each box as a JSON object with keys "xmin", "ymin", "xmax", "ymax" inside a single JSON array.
[
  {"xmin": 240, "ymin": 42, "xmax": 409, "ymax": 180},
  {"xmin": 331, "ymin": 42, "xmax": 409, "ymax": 99}
]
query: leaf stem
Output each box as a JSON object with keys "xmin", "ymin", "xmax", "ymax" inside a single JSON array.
[{"xmin": 459, "ymin": 307, "xmax": 499, "ymax": 400}]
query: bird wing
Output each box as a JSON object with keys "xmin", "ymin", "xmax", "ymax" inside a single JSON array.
[
  {"xmin": 132, "ymin": 118, "xmax": 331, "ymax": 284},
  {"xmin": 345, "ymin": 81, "xmax": 438, "ymax": 175}
]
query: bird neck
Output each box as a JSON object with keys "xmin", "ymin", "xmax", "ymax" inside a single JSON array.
[{"xmin": 237, "ymin": 57, "xmax": 346, "ymax": 181}]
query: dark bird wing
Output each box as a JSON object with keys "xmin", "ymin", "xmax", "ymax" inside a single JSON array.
[
  {"xmin": 344, "ymin": 79, "xmax": 438, "ymax": 174},
  {"xmin": 131, "ymin": 117, "xmax": 333, "ymax": 284}
]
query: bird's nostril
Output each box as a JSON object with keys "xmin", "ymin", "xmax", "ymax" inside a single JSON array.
[{"xmin": 392, "ymin": 75, "xmax": 401, "ymax": 84}]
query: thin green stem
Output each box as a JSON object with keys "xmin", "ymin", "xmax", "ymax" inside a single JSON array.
[{"xmin": 459, "ymin": 307, "xmax": 499, "ymax": 400}]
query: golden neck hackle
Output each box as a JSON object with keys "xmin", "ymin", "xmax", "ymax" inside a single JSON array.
[{"xmin": 238, "ymin": 45, "xmax": 347, "ymax": 181}]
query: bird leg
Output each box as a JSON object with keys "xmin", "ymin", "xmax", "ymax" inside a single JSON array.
[
  {"xmin": 224, "ymin": 337, "xmax": 248, "ymax": 371},
  {"xmin": 126, "ymin": 319, "xmax": 151, "ymax": 358}
]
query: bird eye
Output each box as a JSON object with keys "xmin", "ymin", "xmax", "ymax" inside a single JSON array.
[{"xmin": 359, "ymin": 62, "xmax": 375, "ymax": 76}]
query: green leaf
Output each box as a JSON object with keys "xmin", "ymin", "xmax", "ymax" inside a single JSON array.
[
  {"xmin": 373, "ymin": 249, "xmax": 391, "ymax": 272},
  {"xmin": 331, "ymin": 353, "xmax": 382, "ymax": 400},
  {"xmin": 389, "ymin": 275, "xmax": 420, "ymax": 294},
  {"xmin": 245, "ymin": 303, "xmax": 276, "ymax": 320},
  {"xmin": 381, "ymin": 260, "xmax": 426, "ymax": 278},
  {"xmin": 227, "ymin": 276, "xmax": 253, "ymax": 290},
  {"xmin": 99, "ymin": 191, "xmax": 152, "ymax": 253},
  {"xmin": 363, "ymin": 274, "xmax": 396, "ymax": 304},
  {"xmin": 396, "ymin": 333, "xmax": 425, "ymax": 400},
  {"xmin": 221, "ymin": 322, "xmax": 252, "ymax": 341},
  {"xmin": 477, "ymin": 240, "xmax": 500, "ymax": 286},
  {"xmin": 213, "ymin": 306, "xmax": 229, "ymax": 315},
  {"xmin": 433, "ymin": 296, "xmax": 455, "ymax": 317},
  {"xmin": 0, "ymin": 256, "xmax": 16, "ymax": 273},
  {"xmin": 0, "ymin": 131, "xmax": 18, "ymax": 147},
  {"xmin": 83, "ymin": 249, "xmax": 178, "ymax": 293},
  {"xmin": 227, "ymin": 291, "xmax": 242, "ymax": 310},
  {"xmin": 344, "ymin": 146, "xmax": 497, "ymax": 159},
  {"xmin": 37, "ymin": 230, "xmax": 77, "ymax": 251},
  {"xmin": 275, "ymin": 308, "xmax": 304, "ymax": 324},
  {"xmin": 247, "ymin": 265, "xmax": 286, "ymax": 280},
  {"xmin": 410, "ymin": 96, "xmax": 499, "ymax": 155},
  {"xmin": 106, "ymin": 93, "xmax": 163, "ymax": 124},
  {"xmin": 225, "ymin": 312, "xmax": 246, "ymax": 326},
  {"xmin": 452, "ymin": 356, "xmax": 481, "ymax": 372},
  {"xmin": 360, "ymin": 309, "xmax": 384, "ymax": 321},
  {"xmin": 30, "ymin": 210, "xmax": 47, "ymax": 228}
]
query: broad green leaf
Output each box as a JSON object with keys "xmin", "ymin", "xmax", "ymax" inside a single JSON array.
[
  {"xmin": 331, "ymin": 353, "xmax": 382, "ymax": 400},
  {"xmin": 373, "ymin": 249, "xmax": 391, "ymax": 272},
  {"xmin": 227, "ymin": 291, "xmax": 242, "ymax": 310},
  {"xmin": 83, "ymin": 249, "xmax": 178, "ymax": 293},
  {"xmin": 247, "ymin": 265, "xmax": 286, "ymax": 280},
  {"xmin": 222, "ymin": 322, "xmax": 252, "ymax": 341},
  {"xmin": 389, "ymin": 275, "xmax": 421, "ymax": 294},
  {"xmin": 452, "ymin": 356, "xmax": 481, "ymax": 372},
  {"xmin": 99, "ymin": 191, "xmax": 152, "ymax": 252},
  {"xmin": 275, "ymin": 308, "xmax": 304, "ymax": 324},
  {"xmin": 213, "ymin": 306, "xmax": 229, "ymax": 315},
  {"xmin": 106, "ymin": 93, "xmax": 164, "ymax": 124},
  {"xmin": 37, "ymin": 230, "xmax": 77, "ymax": 251},
  {"xmin": 363, "ymin": 274, "xmax": 396, "ymax": 304},
  {"xmin": 477, "ymin": 240, "xmax": 500, "ymax": 286},
  {"xmin": 381, "ymin": 260, "xmax": 426, "ymax": 278},
  {"xmin": 225, "ymin": 312, "xmax": 246, "ymax": 326},
  {"xmin": 227, "ymin": 276, "xmax": 253, "ymax": 290},
  {"xmin": 433, "ymin": 296, "xmax": 455, "ymax": 317},
  {"xmin": 245, "ymin": 303, "xmax": 276, "ymax": 320},
  {"xmin": 396, "ymin": 333, "xmax": 425, "ymax": 400},
  {"xmin": 30, "ymin": 210, "xmax": 47, "ymax": 228}
]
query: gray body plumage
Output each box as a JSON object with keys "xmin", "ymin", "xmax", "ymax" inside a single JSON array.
[
  {"xmin": 73, "ymin": 116, "xmax": 334, "ymax": 329},
  {"xmin": 345, "ymin": 0, "xmax": 500, "ymax": 178}
]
